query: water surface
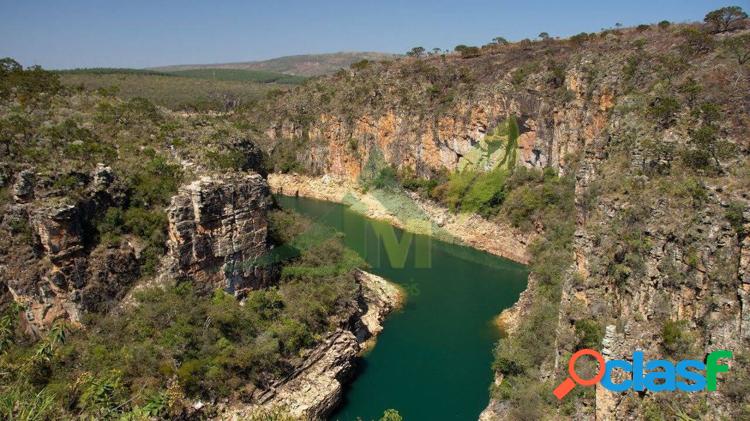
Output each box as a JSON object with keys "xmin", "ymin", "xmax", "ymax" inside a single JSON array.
[{"xmin": 276, "ymin": 195, "xmax": 528, "ymax": 421}]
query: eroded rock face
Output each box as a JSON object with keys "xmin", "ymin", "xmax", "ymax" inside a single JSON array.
[
  {"xmin": 165, "ymin": 172, "xmax": 275, "ymax": 294},
  {"xmin": 12, "ymin": 169, "xmax": 35, "ymax": 203},
  {"xmin": 0, "ymin": 166, "xmax": 138, "ymax": 333},
  {"xmin": 265, "ymin": 65, "xmax": 617, "ymax": 183}
]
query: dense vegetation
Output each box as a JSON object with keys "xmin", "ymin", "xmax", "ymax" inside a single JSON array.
[
  {"xmin": 167, "ymin": 68, "xmax": 307, "ymax": 85},
  {"xmin": 2, "ymin": 4, "xmax": 750, "ymax": 420},
  {"xmin": 0, "ymin": 208, "xmax": 364, "ymax": 419},
  {"xmin": 58, "ymin": 72, "xmax": 286, "ymax": 111}
]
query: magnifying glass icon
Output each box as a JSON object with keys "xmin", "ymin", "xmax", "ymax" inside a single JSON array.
[{"xmin": 553, "ymin": 348, "xmax": 606, "ymax": 399}]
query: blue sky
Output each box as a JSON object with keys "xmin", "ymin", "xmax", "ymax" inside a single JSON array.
[{"xmin": 0, "ymin": 0, "xmax": 745, "ymax": 69}]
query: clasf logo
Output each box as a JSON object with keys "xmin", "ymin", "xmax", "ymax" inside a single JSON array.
[{"xmin": 553, "ymin": 348, "xmax": 733, "ymax": 399}]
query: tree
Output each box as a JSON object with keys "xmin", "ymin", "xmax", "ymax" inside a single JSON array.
[
  {"xmin": 406, "ymin": 46, "xmax": 425, "ymax": 57},
  {"xmin": 0, "ymin": 57, "xmax": 22, "ymax": 76},
  {"xmin": 704, "ymin": 6, "xmax": 747, "ymax": 33},
  {"xmin": 538, "ymin": 32, "xmax": 550, "ymax": 40},
  {"xmin": 379, "ymin": 409, "xmax": 403, "ymax": 421},
  {"xmin": 723, "ymin": 34, "xmax": 750, "ymax": 64},
  {"xmin": 658, "ymin": 20, "xmax": 671, "ymax": 29},
  {"xmin": 454, "ymin": 45, "xmax": 480, "ymax": 58},
  {"xmin": 431, "ymin": 47, "xmax": 442, "ymax": 55},
  {"xmin": 492, "ymin": 36, "xmax": 509, "ymax": 45},
  {"xmin": 684, "ymin": 103, "xmax": 735, "ymax": 172}
]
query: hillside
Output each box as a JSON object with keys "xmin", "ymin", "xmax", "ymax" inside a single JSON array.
[
  {"xmin": 242, "ymin": 18, "xmax": 750, "ymax": 420},
  {"xmin": 152, "ymin": 52, "xmax": 398, "ymax": 76},
  {"xmin": 0, "ymin": 59, "xmax": 404, "ymax": 420},
  {"xmin": 2, "ymin": 6, "xmax": 750, "ymax": 421}
]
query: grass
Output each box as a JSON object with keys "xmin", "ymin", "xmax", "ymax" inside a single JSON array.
[
  {"xmin": 59, "ymin": 72, "xmax": 287, "ymax": 111},
  {"xmin": 167, "ymin": 68, "xmax": 307, "ymax": 84}
]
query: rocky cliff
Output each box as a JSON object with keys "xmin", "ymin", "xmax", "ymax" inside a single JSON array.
[
  {"xmin": 164, "ymin": 172, "xmax": 276, "ymax": 295},
  {"xmin": 224, "ymin": 269, "xmax": 403, "ymax": 420},
  {"xmin": 0, "ymin": 165, "xmax": 138, "ymax": 334},
  {"xmin": 251, "ymin": 22, "xmax": 750, "ymax": 419}
]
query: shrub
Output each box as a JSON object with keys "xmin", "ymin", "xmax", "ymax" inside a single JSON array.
[
  {"xmin": 646, "ymin": 96, "xmax": 680, "ymax": 128},
  {"xmin": 679, "ymin": 28, "xmax": 715, "ymax": 55},
  {"xmin": 460, "ymin": 167, "xmax": 508, "ymax": 216},
  {"xmin": 722, "ymin": 34, "xmax": 750, "ymax": 65},
  {"xmin": 127, "ymin": 155, "xmax": 182, "ymax": 207},
  {"xmin": 569, "ymin": 32, "xmax": 590, "ymax": 45},
  {"xmin": 658, "ymin": 20, "xmax": 671, "ymax": 29},
  {"xmin": 661, "ymin": 320, "xmax": 693, "ymax": 357},
  {"xmin": 454, "ymin": 45, "xmax": 480, "ymax": 58},
  {"xmin": 574, "ymin": 319, "xmax": 604, "ymax": 350},
  {"xmin": 0, "ymin": 209, "xmax": 363, "ymax": 417},
  {"xmin": 726, "ymin": 201, "xmax": 746, "ymax": 236}
]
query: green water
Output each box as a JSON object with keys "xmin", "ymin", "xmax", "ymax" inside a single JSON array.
[{"xmin": 276, "ymin": 195, "xmax": 528, "ymax": 421}]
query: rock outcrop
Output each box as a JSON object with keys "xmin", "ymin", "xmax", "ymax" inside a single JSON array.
[
  {"xmin": 164, "ymin": 172, "xmax": 276, "ymax": 295},
  {"xmin": 225, "ymin": 270, "xmax": 403, "ymax": 420},
  {"xmin": 0, "ymin": 166, "xmax": 138, "ymax": 334}
]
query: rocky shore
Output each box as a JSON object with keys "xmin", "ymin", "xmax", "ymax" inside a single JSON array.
[
  {"xmin": 223, "ymin": 269, "xmax": 403, "ymax": 420},
  {"xmin": 268, "ymin": 173, "xmax": 532, "ymax": 264}
]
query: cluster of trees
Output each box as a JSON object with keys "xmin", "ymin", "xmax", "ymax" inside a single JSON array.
[{"xmin": 0, "ymin": 209, "xmax": 366, "ymax": 419}]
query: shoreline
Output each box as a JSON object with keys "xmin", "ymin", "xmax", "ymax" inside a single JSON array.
[{"xmin": 268, "ymin": 173, "xmax": 532, "ymax": 265}]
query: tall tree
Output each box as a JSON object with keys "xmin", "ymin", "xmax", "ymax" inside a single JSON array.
[{"xmin": 704, "ymin": 6, "xmax": 747, "ymax": 33}]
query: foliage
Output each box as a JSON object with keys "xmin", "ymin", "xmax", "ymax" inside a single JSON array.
[
  {"xmin": 704, "ymin": 6, "xmax": 747, "ymax": 33},
  {"xmin": 491, "ymin": 168, "xmax": 576, "ymax": 417},
  {"xmin": 406, "ymin": 47, "xmax": 426, "ymax": 57},
  {"xmin": 722, "ymin": 34, "xmax": 750, "ymax": 65},
  {"xmin": 660, "ymin": 320, "xmax": 693, "ymax": 358},
  {"xmin": 378, "ymin": 409, "xmax": 403, "ymax": 421},
  {"xmin": 646, "ymin": 96, "xmax": 680, "ymax": 128},
  {"xmin": 459, "ymin": 167, "xmax": 508, "ymax": 216},
  {"xmin": 0, "ymin": 58, "xmax": 61, "ymax": 101},
  {"xmin": 574, "ymin": 319, "xmax": 604, "ymax": 350},
  {"xmin": 166, "ymin": 68, "xmax": 306, "ymax": 85},
  {"xmin": 0, "ymin": 209, "xmax": 362, "ymax": 418},
  {"xmin": 59, "ymin": 72, "xmax": 281, "ymax": 111},
  {"xmin": 454, "ymin": 45, "xmax": 480, "ymax": 58},
  {"xmin": 726, "ymin": 201, "xmax": 746, "ymax": 236}
]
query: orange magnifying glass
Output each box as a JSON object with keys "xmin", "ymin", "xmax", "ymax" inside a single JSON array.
[{"xmin": 553, "ymin": 348, "xmax": 606, "ymax": 399}]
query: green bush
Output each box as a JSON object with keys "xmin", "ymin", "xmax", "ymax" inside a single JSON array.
[
  {"xmin": 661, "ymin": 320, "xmax": 693, "ymax": 358},
  {"xmin": 574, "ymin": 319, "xmax": 604, "ymax": 350},
  {"xmin": 128, "ymin": 155, "xmax": 182, "ymax": 208},
  {"xmin": 726, "ymin": 201, "xmax": 746, "ymax": 236},
  {"xmin": 461, "ymin": 167, "xmax": 508, "ymax": 216},
  {"xmin": 1, "ymin": 209, "xmax": 363, "ymax": 417}
]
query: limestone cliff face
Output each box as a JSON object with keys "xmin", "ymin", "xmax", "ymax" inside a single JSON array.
[
  {"xmin": 0, "ymin": 165, "xmax": 138, "ymax": 334},
  {"xmin": 563, "ymin": 139, "xmax": 749, "ymax": 419},
  {"xmin": 164, "ymin": 173, "xmax": 276, "ymax": 295},
  {"xmin": 257, "ymin": 27, "xmax": 750, "ymax": 419},
  {"xmin": 265, "ymin": 83, "xmax": 613, "ymax": 181}
]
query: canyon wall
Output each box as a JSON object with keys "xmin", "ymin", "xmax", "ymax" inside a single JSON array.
[{"xmin": 256, "ymin": 28, "xmax": 750, "ymax": 418}]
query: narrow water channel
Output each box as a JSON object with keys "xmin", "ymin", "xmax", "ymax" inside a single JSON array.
[{"xmin": 276, "ymin": 195, "xmax": 528, "ymax": 421}]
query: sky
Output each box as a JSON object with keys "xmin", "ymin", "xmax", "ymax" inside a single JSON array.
[{"xmin": 0, "ymin": 0, "xmax": 746, "ymax": 69}]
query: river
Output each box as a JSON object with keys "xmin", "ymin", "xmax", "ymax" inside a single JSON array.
[{"xmin": 276, "ymin": 195, "xmax": 528, "ymax": 421}]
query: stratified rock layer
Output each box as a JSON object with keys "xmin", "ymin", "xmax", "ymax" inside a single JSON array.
[{"xmin": 165, "ymin": 172, "xmax": 275, "ymax": 294}]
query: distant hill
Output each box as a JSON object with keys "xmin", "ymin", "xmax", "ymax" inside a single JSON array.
[{"xmin": 151, "ymin": 52, "xmax": 398, "ymax": 77}]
